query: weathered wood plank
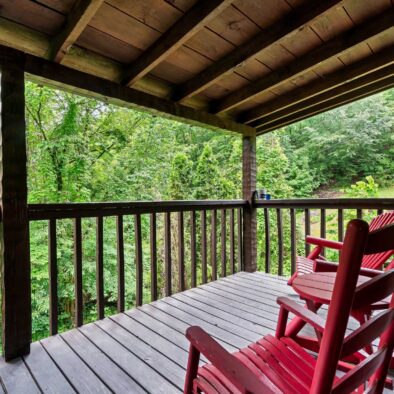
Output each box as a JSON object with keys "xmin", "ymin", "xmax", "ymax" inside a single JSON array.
[
  {"xmin": 49, "ymin": 0, "xmax": 104, "ymax": 62},
  {"xmin": 0, "ymin": 357, "xmax": 39, "ymax": 393},
  {"xmin": 0, "ymin": 61, "xmax": 31, "ymax": 360},
  {"xmin": 123, "ymin": 0, "xmax": 235, "ymax": 85}
]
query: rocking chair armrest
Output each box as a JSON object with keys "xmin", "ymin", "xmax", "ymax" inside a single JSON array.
[
  {"xmin": 358, "ymin": 266, "xmax": 382, "ymax": 277},
  {"xmin": 306, "ymin": 236, "xmax": 343, "ymax": 250},
  {"xmin": 314, "ymin": 259, "xmax": 339, "ymax": 272},
  {"xmin": 185, "ymin": 326, "xmax": 274, "ymax": 394},
  {"xmin": 277, "ymin": 297, "xmax": 326, "ymax": 333}
]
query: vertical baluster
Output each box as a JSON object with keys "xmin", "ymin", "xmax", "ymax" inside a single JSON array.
[
  {"xmin": 116, "ymin": 215, "xmax": 125, "ymax": 312},
  {"xmin": 96, "ymin": 217, "xmax": 104, "ymax": 320},
  {"xmin": 73, "ymin": 217, "xmax": 83, "ymax": 327},
  {"xmin": 290, "ymin": 209, "xmax": 296, "ymax": 275},
  {"xmin": 190, "ymin": 211, "xmax": 197, "ymax": 288},
  {"xmin": 357, "ymin": 209, "xmax": 362, "ymax": 220},
  {"xmin": 150, "ymin": 213, "xmax": 157, "ymax": 301},
  {"xmin": 135, "ymin": 214, "xmax": 143, "ymax": 306},
  {"xmin": 178, "ymin": 211, "xmax": 185, "ymax": 292},
  {"xmin": 304, "ymin": 209, "xmax": 311, "ymax": 256},
  {"xmin": 264, "ymin": 208, "xmax": 271, "ymax": 273},
  {"xmin": 276, "ymin": 209, "xmax": 283, "ymax": 276},
  {"xmin": 221, "ymin": 209, "xmax": 226, "ymax": 277},
  {"xmin": 230, "ymin": 209, "xmax": 235, "ymax": 274},
  {"xmin": 320, "ymin": 209, "xmax": 326, "ymax": 257},
  {"xmin": 48, "ymin": 219, "xmax": 58, "ymax": 335},
  {"xmin": 338, "ymin": 209, "xmax": 344, "ymax": 242},
  {"xmin": 165, "ymin": 212, "xmax": 172, "ymax": 296},
  {"xmin": 377, "ymin": 209, "xmax": 383, "ymax": 215},
  {"xmin": 237, "ymin": 208, "xmax": 242, "ymax": 271},
  {"xmin": 211, "ymin": 210, "xmax": 217, "ymax": 281},
  {"xmin": 201, "ymin": 210, "xmax": 207, "ymax": 283}
]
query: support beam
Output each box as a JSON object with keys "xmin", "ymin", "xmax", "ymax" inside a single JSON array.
[
  {"xmin": 257, "ymin": 76, "xmax": 394, "ymax": 134},
  {"xmin": 0, "ymin": 44, "xmax": 254, "ymax": 136},
  {"xmin": 0, "ymin": 59, "xmax": 31, "ymax": 360},
  {"xmin": 213, "ymin": 9, "xmax": 394, "ymax": 114},
  {"xmin": 253, "ymin": 64, "xmax": 394, "ymax": 128},
  {"xmin": 240, "ymin": 45, "xmax": 394, "ymax": 124},
  {"xmin": 49, "ymin": 0, "xmax": 104, "ymax": 63},
  {"xmin": 122, "ymin": 0, "xmax": 234, "ymax": 86},
  {"xmin": 242, "ymin": 132, "xmax": 257, "ymax": 272},
  {"xmin": 173, "ymin": 0, "xmax": 344, "ymax": 102}
]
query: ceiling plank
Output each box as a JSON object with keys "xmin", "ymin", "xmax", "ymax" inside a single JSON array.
[
  {"xmin": 254, "ymin": 64, "xmax": 394, "ymax": 128},
  {"xmin": 256, "ymin": 76, "xmax": 394, "ymax": 134},
  {"xmin": 122, "ymin": 0, "xmax": 235, "ymax": 87},
  {"xmin": 173, "ymin": 0, "xmax": 344, "ymax": 102},
  {"xmin": 49, "ymin": 0, "xmax": 104, "ymax": 63},
  {"xmin": 212, "ymin": 9, "xmax": 394, "ymax": 114},
  {"xmin": 240, "ymin": 45, "xmax": 394, "ymax": 124}
]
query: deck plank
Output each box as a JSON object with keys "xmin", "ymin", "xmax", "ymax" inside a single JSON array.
[{"xmin": 0, "ymin": 357, "xmax": 38, "ymax": 394}]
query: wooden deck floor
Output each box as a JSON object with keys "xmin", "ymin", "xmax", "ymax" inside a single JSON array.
[{"xmin": 0, "ymin": 272, "xmax": 392, "ymax": 393}]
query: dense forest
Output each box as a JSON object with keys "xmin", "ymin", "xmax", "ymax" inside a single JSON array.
[{"xmin": 20, "ymin": 83, "xmax": 394, "ymax": 341}]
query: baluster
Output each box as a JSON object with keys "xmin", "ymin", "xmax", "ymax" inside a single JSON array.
[
  {"xmin": 150, "ymin": 213, "xmax": 157, "ymax": 301},
  {"xmin": 338, "ymin": 209, "xmax": 344, "ymax": 242},
  {"xmin": 116, "ymin": 215, "xmax": 125, "ymax": 312},
  {"xmin": 377, "ymin": 209, "xmax": 383, "ymax": 215},
  {"xmin": 201, "ymin": 210, "xmax": 207, "ymax": 283},
  {"xmin": 264, "ymin": 208, "xmax": 271, "ymax": 273},
  {"xmin": 135, "ymin": 214, "xmax": 143, "ymax": 306},
  {"xmin": 237, "ymin": 208, "xmax": 242, "ymax": 271},
  {"xmin": 304, "ymin": 209, "xmax": 311, "ymax": 256},
  {"xmin": 320, "ymin": 209, "xmax": 326, "ymax": 257},
  {"xmin": 357, "ymin": 209, "xmax": 362, "ymax": 220},
  {"xmin": 165, "ymin": 212, "xmax": 172, "ymax": 296},
  {"xmin": 221, "ymin": 209, "xmax": 226, "ymax": 277},
  {"xmin": 190, "ymin": 211, "xmax": 197, "ymax": 288},
  {"xmin": 73, "ymin": 217, "xmax": 83, "ymax": 327},
  {"xmin": 276, "ymin": 209, "xmax": 283, "ymax": 276},
  {"xmin": 230, "ymin": 209, "xmax": 235, "ymax": 274},
  {"xmin": 211, "ymin": 210, "xmax": 217, "ymax": 281},
  {"xmin": 178, "ymin": 211, "xmax": 185, "ymax": 292},
  {"xmin": 96, "ymin": 217, "xmax": 104, "ymax": 320},
  {"xmin": 290, "ymin": 209, "xmax": 296, "ymax": 275},
  {"xmin": 48, "ymin": 219, "xmax": 58, "ymax": 335}
]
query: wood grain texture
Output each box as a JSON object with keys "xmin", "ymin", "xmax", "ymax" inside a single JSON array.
[{"xmin": 0, "ymin": 61, "xmax": 31, "ymax": 360}]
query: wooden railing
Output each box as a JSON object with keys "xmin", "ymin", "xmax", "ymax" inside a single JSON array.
[
  {"xmin": 28, "ymin": 200, "xmax": 246, "ymax": 335},
  {"xmin": 254, "ymin": 198, "xmax": 394, "ymax": 277}
]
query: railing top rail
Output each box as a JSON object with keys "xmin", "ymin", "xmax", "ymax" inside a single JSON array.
[
  {"xmin": 253, "ymin": 198, "xmax": 394, "ymax": 210},
  {"xmin": 28, "ymin": 200, "xmax": 247, "ymax": 220}
]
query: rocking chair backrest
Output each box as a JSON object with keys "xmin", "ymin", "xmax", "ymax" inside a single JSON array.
[
  {"xmin": 362, "ymin": 211, "xmax": 394, "ymax": 269},
  {"xmin": 310, "ymin": 220, "xmax": 394, "ymax": 394}
]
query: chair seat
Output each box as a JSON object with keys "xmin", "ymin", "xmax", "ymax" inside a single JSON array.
[
  {"xmin": 296, "ymin": 256, "xmax": 314, "ymax": 276},
  {"xmin": 193, "ymin": 334, "xmax": 340, "ymax": 394}
]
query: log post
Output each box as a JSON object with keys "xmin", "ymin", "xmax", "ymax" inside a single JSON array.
[
  {"xmin": 0, "ymin": 59, "xmax": 31, "ymax": 360},
  {"xmin": 242, "ymin": 131, "xmax": 257, "ymax": 272}
]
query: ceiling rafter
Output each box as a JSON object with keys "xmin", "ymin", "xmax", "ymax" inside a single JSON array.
[
  {"xmin": 240, "ymin": 45, "xmax": 394, "ymax": 125},
  {"xmin": 121, "ymin": 0, "xmax": 235, "ymax": 87},
  {"xmin": 172, "ymin": 0, "xmax": 345, "ymax": 102},
  {"xmin": 212, "ymin": 9, "xmax": 394, "ymax": 114},
  {"xmin": 48, "ymin": 0, "xmax": 104, "ymax": 63},
  {"xmin": 257, "ymin": 76, "xmax": 394, "ymax": 134}
]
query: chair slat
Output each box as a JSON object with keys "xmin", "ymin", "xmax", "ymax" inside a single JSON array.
[{"xmin": 365, "ymin": 223, "xmax": 394, "ymax": 255}]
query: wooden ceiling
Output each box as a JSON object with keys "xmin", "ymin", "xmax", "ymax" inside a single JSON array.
[{"xmin": 0, "ymin": 0, "xmax": 393, "ymax": 135}]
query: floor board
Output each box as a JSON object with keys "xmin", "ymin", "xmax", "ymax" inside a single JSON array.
[{"xmin": 0, "ymin": 272, "xmax": 392, "ymax": 393}]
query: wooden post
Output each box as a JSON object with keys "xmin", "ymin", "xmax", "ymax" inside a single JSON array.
[
  {"xmin": 242, "ymin": 132, "xmax": 257, "ymax": 272},
  {"xmin": 0, "ymin": 60, "xmax": 32, "ymax": 360}
]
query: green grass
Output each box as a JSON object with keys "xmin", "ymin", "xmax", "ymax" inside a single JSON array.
[{"xmin": 377, "ymin": 186, "xmax": 394, "ymax": 198}]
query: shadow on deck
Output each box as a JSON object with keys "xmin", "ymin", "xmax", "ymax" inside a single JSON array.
[{"xmin": 0, "ymin": 272, "xmax": 392, "ymax": 393}]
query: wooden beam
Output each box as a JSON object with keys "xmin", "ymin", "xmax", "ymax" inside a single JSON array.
[
  {"xmin": 242, "ymin": 132, "xmax": 257, "ymax": 272},
  {"xmin": 253, "ymin": 63, "xmax": 394, "ymax": 128},
  {"xmin": 213, "ymin": 9, "xmax": 394, "ymax": 114},
  {"xmin": 122, "ymin": 0, "xmax": 235, "ymax": 86},
  {"xmin": 0, "ymin": 58, "xmax": 31, "ymax": 360},
  {"xmin": 240, "ymin": 45, "xmax": 394, "ymax": 124},
  {"xmin": 256, "ymin": 76, "xmax": 394, "ymax": 134},
  {"xmin": 173, "ymin": 0, "xmax": 344, "ymax": 102},
  {"xmin": 49, "ymin": 0, "xmax": 104, "ymax": 63},
  {"xmin": 0, "ymin": 44, "xmax": 254, "ymax": 136}
]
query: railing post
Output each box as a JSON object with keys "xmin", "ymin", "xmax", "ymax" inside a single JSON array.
[
  {"xmin": 242, "ymin": 131, "xmax": 257, "ymax": 272},
  {"xmin": 0, "ymin": 59, "xmax": 32, "ymax": 360}
]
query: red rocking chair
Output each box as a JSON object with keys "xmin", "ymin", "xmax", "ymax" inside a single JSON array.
[
  {"xmin": 184, "ymin": 220, "xmax": 394, "ymax": 394},
  {"xmin": 288, "ymin": 211, "xmax": 394, "ymax": 286}
]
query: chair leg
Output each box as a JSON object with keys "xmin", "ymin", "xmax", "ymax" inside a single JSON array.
[{"xmin": 184, "ymin": 344, "xmax": 200, "ymax": 394}]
